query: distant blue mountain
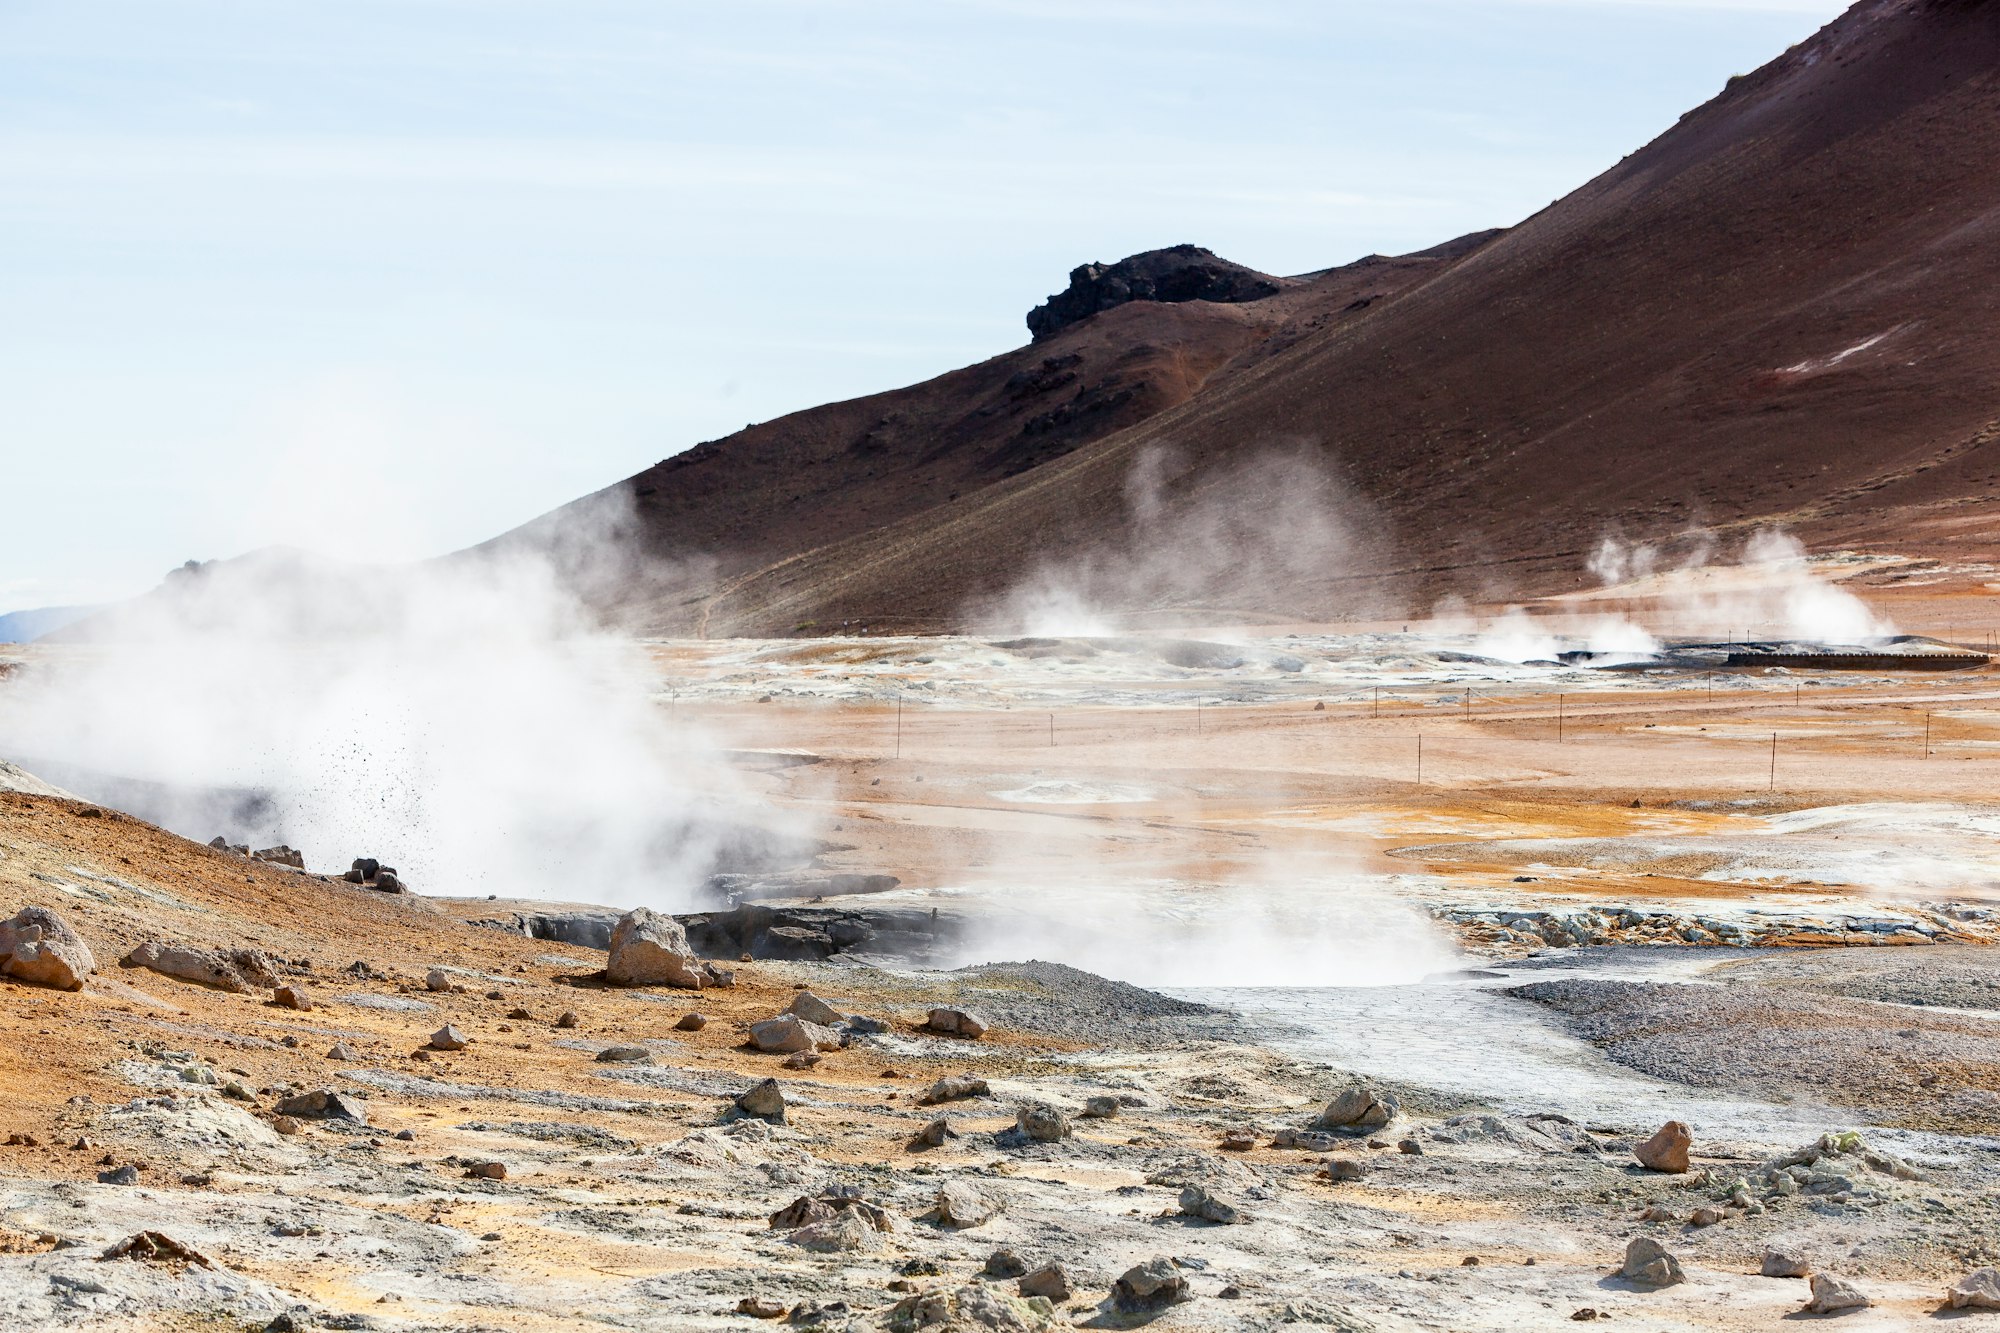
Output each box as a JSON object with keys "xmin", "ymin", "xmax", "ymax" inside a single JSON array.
[{"xmin": 0, "ymin": 604, "xmax": 99, "ymax": 643}]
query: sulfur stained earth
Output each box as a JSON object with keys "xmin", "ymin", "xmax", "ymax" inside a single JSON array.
[{"xmin": 6, "ymin": 789, "xmax": 2000, "ymax": 1331}]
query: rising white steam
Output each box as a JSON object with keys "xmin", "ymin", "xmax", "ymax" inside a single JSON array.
[
  {"xmin": 0, "ymin": 496, "xmax": 802, "ymax": 906},
  {"xmin": 981, "ymin": 445, "xmax": 1386, "ymax": 635},
  {"xmin": 938, "ymin": 857, "xmax": 1460, "ymax": 990},
  {"xmin": 1590, "ymin": 529, "xmax": 1893, "ymax": 643}
]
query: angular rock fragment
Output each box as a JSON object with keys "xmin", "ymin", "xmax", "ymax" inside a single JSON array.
[
  {"xmin": 121, "ymin": 940, "xmax": 279, "ymax": 994},
  {"xmin": 736, "ymin": 1296, "xmax": 787, "ymax": 1319},
  {"xmin": 1803, "ymin": 1273, "xmax": 1870, "ymax": 1314},
  {"xmin": 735, "ymin": 1078, "xmax": 787, "ymax": 1122},
  {"xmin": 605, "ymin": 907, "xmax": 732, "ymax": 989},
  {"xmin": 911, "ymin": 1115, "xmax": 958, "ymax": 1149},
  {"xmin": 272, "ymin": 985, "xmax": 313, "ymax": 1011},
  {"xmin": 985, "ymin": 1247, "xmax": 1027, "ymax": 1278},
  {"xmin": 0, "ymin": 907, "xmax": 96, "ymax": 991},
  {"xmin": 1019, "ymin": 1261, "xmax": 1072, "ymax": 1302},
  {"xmin": 1272, "ymin": 1128, "xmax": 1340, "ymax": 1151},
  {"xmin": 1015, "ymin": 1103, "xmax": 1070, "ymax": 1142},
  {"xmin": 748, "ymin": 1013, "xmax": 841, "ymax": 1054},
  {"xmin": 424, "ymin": 968, "xmax": 452, "ymax": 992},
  {"xmin": 1620, "ymin": 1237, "xmax": 1685, "ymax": 1287},
  {"xmin": 274, "ymin": 1089, "xmax": 368, "ymax": 1124},
  {"xmin": 100, "ymin": 1230, "xmax": 212, "ymax": 1266},
  {"xmin": 1319, "ymin": 1157, "xmax": 1366, "ymax": 1183},
  {"xmin": 1115, "ymin": 1256, "xmax": 1190, "ymax": 1312},
  {"xmin": 790, "ymin": 1208, "xmax": 879, "ymax": 1253},
  {"xmin": 786, "ymin": 991, "xmax": 843, "ymax": 1026},
  {"xmin": 429, "ymin": 1024, "xmax": 468, "ymax": 1051},
  {"xmin": 1178, "ymin": 1183, "xmax": 1249, "ymax": 1224},
  {"xmin": 675, "ymin": 1012, "xmax": 707, "ymax": 1031},
  {"xmin": 1949, "ymin": 1268, "xmax": 2000, "ymax": 1310},
  {"xmin": 887, "ymin": 1284, "xmax": 1053, "ymax": 1332},
  {"xmin": 917, "ymin": 1074, "xmax": 989, "ymax": 1106},
  {"xmin": 933, "ymin": 1179, "xmax": 996, "ymax": 1228},
  {"xmin": 594, "ymin": 1045, "xmax": 651, "ymax": 1063},
  {"xmin": 1761, "ymin": 1248, "xmax": 1810, "ymax": 1278},
  {"xmin": 1080, "ymin": 1095, "xmax": 1121, "ymax": 1119},
  {"xmin": 925, "ymin": 1007, "xmax": 990, "ymax": 1038},
  {"xmin": 1316, "ymin": 1084, "xmax": 1398, "ymax": 1131},
  {"xmin": 1634, "ymin": 1120, "xmax": 1692, "ymax": 1174}
]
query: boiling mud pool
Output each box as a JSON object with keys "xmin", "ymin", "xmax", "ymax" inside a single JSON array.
[{"xmin": 1171, "ymin": 951, "xmax": 1840, "ymax": 1141}]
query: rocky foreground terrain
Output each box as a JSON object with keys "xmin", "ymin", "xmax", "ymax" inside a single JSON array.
[{"xmin": 6, "ymin": 788, "xmax": 2000, "ymax": 1332}]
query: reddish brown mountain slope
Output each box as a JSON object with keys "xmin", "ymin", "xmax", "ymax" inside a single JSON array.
[{"xmin": 510, "ymin": 0, "xmax": 2000, "ymax": 634}]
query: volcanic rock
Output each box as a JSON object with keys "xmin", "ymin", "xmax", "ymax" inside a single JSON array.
[
  {"xmin": 1114, "ymin": 1256, "xmax": 1191, "ymax": 1313},
  {"xmin": 985, "ymin": 1247, "xmax": 1028, "ymax": 1278},
  {"xmin": 1178, "ymin": 1184, "xmax": 1249, "ymax": 1224},
  {"xmin": 786, "ymin": 991, "xmax": 844, "ymax": 1026},
  {"xmin": 1027, "ymin": 245, "xmax": 1282, "ymax": 341},
  {"xmin": 917, "ymin": 1074, "xmax": 989, "ymax": 1105},
  {"xmin": 605, "ymin": 907, "xmax": 732, "ymax": 989},
  {"xmin": 748, "ymin": 1014, "xmax": 840, "ymax": 1054},
  {"xmin": 0, "ymin": 906, "xmax": 95, "ymax": 991},
  {"xmin": 120, "ymin": 941, "xmax": 278, "ymax": 994},
  {"xmin": 911, "ymin": 1115, "xmax": 957, "ymax": 1149},
  {"xmin": 1316, "ymin": 1085, "xmax": 1398, "ymax": 1131},
  {"xmin": 1620, "ymin": 1237, "xmax": 1685, "ymax": 1287},
  {"xmin": 274, "ymin": 1089, "xmax": 367, "ymax": 1124},
  {"xmin": 1019, "ymin": 1262, "xmax": 1072, "ymax": 1302},
  {"xmin": 1762, "ymin": 1248, "xmax": 1811, "ymax": 1278},
  {"xmin": 735, "ymin": 1078, "xmax": 787, "ymax": 1122},
  {"xmin": 1015, "ymin": 1103, "xmax": 1071, "ymax": 1142},
  {"xmin": 429, "ymin": 1024, "xmax": 468, "ymax": 1051},
  {"xmin": 1804, "ymin": 1273, "xmax": 1870, "ymax": 1314},
  {"xmin": 924, "ymin": 1006, "xmax": 990, "ymax": 1038},
  {"xmin": 791, "ymin": 1208, "xmax": 879, "ymax": 1253},
  {"xmin": 675, "ymin": 1012, "xmax": 707, "ymax": 1031},
  {"xmin": 272, "ymin": 985, "xmax": 313, "ymax": 1011},
  {"xmin": 934, "ymin": 1179, "xmax": 996, "ymax": 1229},
  {"xmin": 1080, "ymin": 1095, "xmax": 1120, "ymax": 1119},
  {"xmin": 1635, "ymin": 1120, "xmax": 1692, "ymax": 1174},
  {"xmin": 1949, "ymin": 1269, "xmax": 2000, "ymax": 1310},
  {"xmin": 594, "ymin": 1045, "xmax": 651, "ymax": 1063}
]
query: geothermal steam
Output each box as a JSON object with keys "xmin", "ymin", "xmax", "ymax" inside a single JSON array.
[
  {"xmin": 1453, "ymin": 530, "xmax": 1892, "ymax": 663},
  {"xmin": 984, "ymin": 445, "xmax": 1387, "ymax": 636},
  {"xmin": 0, "ymin": 500, "xmax": 795, "ymax": 905}
]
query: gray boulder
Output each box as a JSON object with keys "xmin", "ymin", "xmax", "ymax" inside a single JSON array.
[
  {"xmin": 934, "ymin": 1179, "xmax": 996, "ymax": 1228},
  {"xmin": 1620, "ymin": 1237, "xmax": 1685, "ymax": 1287},
  {"xmin": 605, "ymin": 907, "xmax": 732, "ymax": 989},
  {"xmin": 1178, "ymin": 1184, "xmax": 1249, "ymax": 1224},
  {"xmin": 1949, "ymin": 1269, "xmax": 2000, "ymax": 1310},
  {"xmin": 735, "ymin": 1078, "xmax": 787, "ymax": 1122},
  {"xmin": 748, "ymin": 1014, "xmax": 840, "ymax": 1054},
  {"xmin": 917, "ymin": 1074, "xmax": 989, "ymax": 1106},
  {"xmin": 786, "ymin": 991, "xmax": 843, "ymax": 1026},
  {"xmin": 120, "ymin": 940, "xmax": 277, "ymax": 994},
  {"xmin": 1761, "ymin": 1248, "xmax": 1810, "ymax": 1279},
  {"xmin": 274, "ymin": 1089, "xmax": 368, "ymax": 1124},
  {"xmin": 925, "ymin": 1007, "xmax": 990, "ymax": 1038},
  {"xmin": 1019, "ymin": 1262, "xmax": 1072, "ymax": 1302},
  {"xmin": 1015, "ymin": 1103, "xmax": 1071, "ymax": 1142},
  {"xmin": 1803, "ymin": 1273, "xmax": 1869, "ymax": 1314},
  {"xmin": 1114, "ymin": 1257, "xmax": 1190, "ymax": 1313},
  {"xmin": 0, "ymin": 906, "xmax": 95, "ymax": 991},
  {"xmin": 790, "ymin": 1209, "xmax": 879, "ymax": 1253},
  {"xmin": 1316, "ymin": 1084, "xmax": 1398, "ymax": 1131}
]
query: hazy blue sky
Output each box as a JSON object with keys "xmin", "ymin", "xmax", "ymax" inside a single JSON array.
[{"xmin": 3, "ymin": 0, "xmax": 1847, "ymax": 609}]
